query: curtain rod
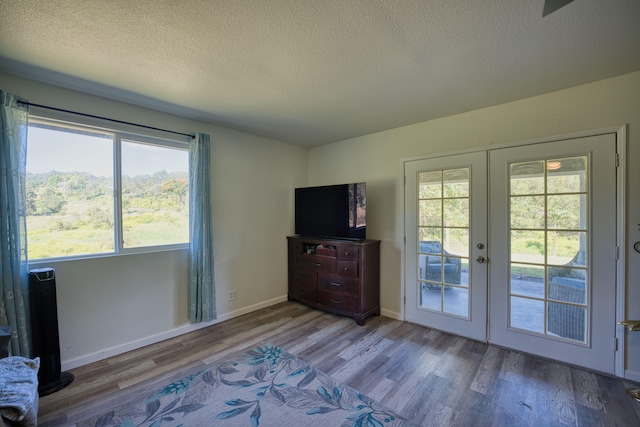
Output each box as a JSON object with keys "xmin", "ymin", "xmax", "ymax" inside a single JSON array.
[{"xmin": 17, "ymin": 101, "xmax": 196, "ymax": 139}]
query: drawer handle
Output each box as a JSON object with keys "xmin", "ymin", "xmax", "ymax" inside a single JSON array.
[
  {"xmin": 331, "ymin": 299, "xmax": 342, "ymax": 304},
  {"xmin": 330, "ymin": 282, "xmax": 342, "ymax": 287},
  {"xmin": 343, "ymin": 266, "xmax": 350, "ymax": 271},
  {"xmin": 344, "ymin": 251, "xmax": 350, "ymax": 256},
  {"xmin": 313, "ymin": 262, "xmax": 322, "ymax": 267}
]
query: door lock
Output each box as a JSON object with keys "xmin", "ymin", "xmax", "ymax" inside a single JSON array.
[{"xmin": 476, "ymin": 256, "xmax": 486, "ymax": 263}]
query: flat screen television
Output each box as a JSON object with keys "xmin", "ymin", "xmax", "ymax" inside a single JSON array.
[{"xmin": 295, "ymin": 183, "xmax": 366, "ymax": 240}]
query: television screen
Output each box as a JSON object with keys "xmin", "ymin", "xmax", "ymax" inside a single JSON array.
[{"xmin": 295, "ymin": 183, "xmax": 366, "ymax": 240}]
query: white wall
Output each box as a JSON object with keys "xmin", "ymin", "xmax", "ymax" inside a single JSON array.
[
  {"xmin": 3, "ymin": 71, "xmax": 639, "ymax": 380},
  {"xmin": 0, "ymin": 72, "xmax": 308, "ymax": 369},
  {"xmin": 307, "ymin": 71, "xmax": 640, "ymax": 380}
]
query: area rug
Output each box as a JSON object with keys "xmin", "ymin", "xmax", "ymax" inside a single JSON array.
[{"xmin": 77, "ymin": 343, "xmax": 418, "ymax": 427}]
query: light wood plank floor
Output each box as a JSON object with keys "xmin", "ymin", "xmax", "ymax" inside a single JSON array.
[{"xmin": 39, "ymin": 302, "xmax": 640, "ymax": 426}]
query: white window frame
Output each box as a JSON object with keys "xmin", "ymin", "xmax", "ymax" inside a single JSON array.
[{"xmin": 27, "ymin": 110, "xmax": 191, "ymax": 262}]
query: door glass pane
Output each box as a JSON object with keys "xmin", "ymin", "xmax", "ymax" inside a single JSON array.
[
  {"xmin": 444, "ymin": 289, "xmax": 468, "ymax": 317},
  {"xmin": 547, "ymin": 302, "xmax": 586, "ymax": 341},
  {"xmin": 443, "ymin": 168, "xmax": 469, "ymax": 197},
  {"xmin": 443, "ymin": 199, "xmax": 469, "ymax": 227},
  {"xmin": 508, "ymin": 156, "xmax": 588, "ymax": 343},
  {"xmin": 443, "ymin": 228, "xmax": 469, "ymax": 258},
  {"xmin": 510, "ymin": 196, "xmax": 545, "ymax": 228},
  {"xmin": 510, "ymin": 230, "xmax": 545, "ymax": 264},
  {"xmin": 547, "ymin": 157, "xmax": 586, "ymax": 193},
  {"xmin": 547, "ymin": 231, "xmax": 585, "ymax": 266},
  {"xmin": 510, "ymin": 161, "xmax": 544, "ymax": 195},
  {"xmin": 548, "ymin": 272, "xmax": 586, "ymax": 305},
  {"xmin": 419, "ymin": 227, "xmax": 442, "ymax": 244},
  {"xmin": 548, "ymin": 195, "xmax": 586, "ymax": 229},
  {"xmin": 510, "ymin": 263, "xmax": 544, "ymax": 298},
  {"xmin": 419, "ymin": 171, "xmax": 442, "ymax": 198},
  {"xmin": 421, "ymin": 283, "xmax": 442, "ymax": 311},
  {"xmin": 510, "ymin": 296, "xmax": 544, "ymax": 333},
  {"xmin": 419, "ymin": 200, "xmax": 442, "ymax": 226},
  {"xmin": 418, "ymin": 167, "xmax": 469, "ymax": 318}
]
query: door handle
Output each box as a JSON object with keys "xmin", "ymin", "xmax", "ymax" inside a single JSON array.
[
  {"xmin": 619, "ymin": 320, "xmax": 640, "ymax": 331},
  {"xmin": 476, "ymin": 256, "xmax": 486, "ymax": 264}
]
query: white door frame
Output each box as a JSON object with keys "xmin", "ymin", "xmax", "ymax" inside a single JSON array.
[{"xmin": 401, "ymin": 126, "xmax": 626, "ymax": 377}]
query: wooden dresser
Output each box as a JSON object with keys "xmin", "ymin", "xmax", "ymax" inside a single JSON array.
[{"xmin": 287, "ymin": 235, "xmax": 380, "ymax": 325}]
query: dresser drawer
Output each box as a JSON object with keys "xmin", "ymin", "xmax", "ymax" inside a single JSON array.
[
  {"xmin": 289, "ymin": 266, "xmax": 317, "ymax": 287},
  {"xmin": 318, "ymin": 290, "xmax": 358, "ymax": 312},
  {"xmin": 336, "ymin": 246, "xmax": 359, "ymax": 261},
  {"xmin": 288, "ymin": 240, "xmax": 303, "ymax": 265},
  {"xmin": 289, "ymin": 239, "xmax": 303, "ymax": 254},
  {"xmin": 337, "ymin": 261, "xmax": 358, "ymax": 277},
  {"xmin": 302, "ymin": 255, "xmax": 337, "ymax": 273},
  {"xmin": 290, "ymin": 284, "xmax": 317, "ymax": 306},
  {"xmin": 288, "ymin": 252, "xmax": 303, "ymax": 265},
  {"xmin": 318, "ymin": 274, "xmax": 358, "ymax": 293}
]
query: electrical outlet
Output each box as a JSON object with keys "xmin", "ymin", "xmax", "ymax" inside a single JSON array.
[{"xmin": 228, "ymin": 289, "xmax": 237, "ymax": 301}]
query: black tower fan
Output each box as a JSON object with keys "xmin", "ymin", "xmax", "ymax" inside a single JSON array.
[{"xmin": 29, "ymin": 268, "xmax": 74, "ymax": 396}]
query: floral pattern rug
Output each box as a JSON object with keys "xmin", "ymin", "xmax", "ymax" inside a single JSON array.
[{"xmin": 77, "ymin": 343, "xmax": 418, "ymax": 427}]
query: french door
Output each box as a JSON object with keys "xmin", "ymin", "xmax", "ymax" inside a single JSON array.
[
  {"xmin": 405, "ymin": 151, "xmax": 488, "ymax": 341},
  {"xmin": 404, "ymin": 133, "xmax": 618, "ymax": 373},
  {"xmin": 488, "ymin": 134, "xmax": 617, "ymax": 373}
]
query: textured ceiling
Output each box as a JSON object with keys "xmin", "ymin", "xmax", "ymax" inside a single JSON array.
[{"xmin": 1, "ymin": 0, "xmax": 639, "ymax": 147}]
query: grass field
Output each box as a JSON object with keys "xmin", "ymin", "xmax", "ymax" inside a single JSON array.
[{"xmin": 27, "ymin": 200, "xmax": 188, "ymax": 259}]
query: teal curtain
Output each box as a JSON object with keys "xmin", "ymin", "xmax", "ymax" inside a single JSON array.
[
  {"xmin": 188, "ymin": 133, "xmax": 216, "ymax": 322},
  {"xmin": 0, "ymin": 91, "xmax": 31, "ymax": 356}
]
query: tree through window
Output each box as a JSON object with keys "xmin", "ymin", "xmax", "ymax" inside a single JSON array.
[{"xmin": 26, "ymin": 118, "xmax": 189, "ymax": 260}]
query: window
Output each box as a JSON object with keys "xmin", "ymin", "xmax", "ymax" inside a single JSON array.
[{"xmin": 26, "ymin": 117, "xmax": 189, "ymax": 260}]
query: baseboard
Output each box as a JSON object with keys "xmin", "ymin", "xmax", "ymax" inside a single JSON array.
[
  {"xmin": 381, "ymin": 308, "xmax": 402, "ymax": 321},
  {"xmin": 625, "ymin": 369, "xmax": 640, "ymax": 384},
  {"xmin": 214, "ymin": 295, "xmax": 289, "ymax": 323},
  {"xmin": 61, "ymin": 295, "xmax": 289, "ymax": 371}
]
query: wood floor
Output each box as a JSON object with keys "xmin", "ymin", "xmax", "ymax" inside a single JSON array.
[{"xmin": 39, "ymin": 302, "xmax": 640, "ymax": 426}]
